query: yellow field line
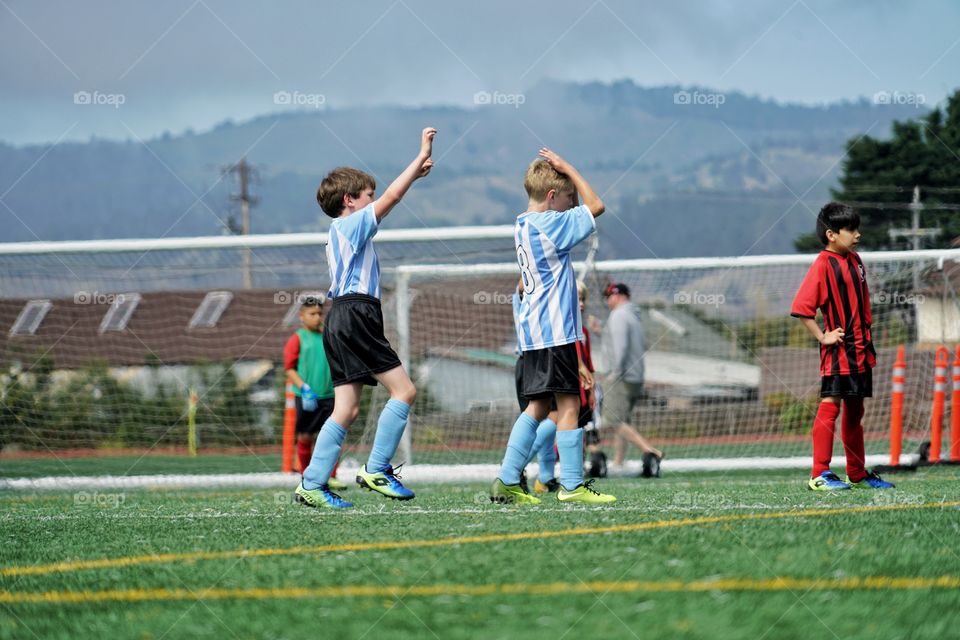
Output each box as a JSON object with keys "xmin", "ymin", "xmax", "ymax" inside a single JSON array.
[
  {"xmin": 2, "ymin": 575, "xmax": 959, "ymax": 605},
  {"xmin": 3, "ymin": 501, "xmax": 958, "ymax": 578}
]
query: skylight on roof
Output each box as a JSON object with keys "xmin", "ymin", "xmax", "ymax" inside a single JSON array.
[
  {"xmin": 99, "ymin": 293, "xmax": 141, "ymax": 333},
  {"xmin": 189, "ymin": 291, "xmax": 233, "ymax": 329},
  {"xmin": 9, "ymin": 300, "xmax": 52, "ymax": 336}
]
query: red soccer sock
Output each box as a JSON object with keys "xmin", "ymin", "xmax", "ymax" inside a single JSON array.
[
  {"xmin": 296, "ymin": 440, "xmax": 313, "ymax": 475},
  {"xmin": 811, "ymin": 401, "xmax": 841, "ymax": 477},
  {"xmin": 841, "ymin": 398, "xmax": 867, "ymax": 482},
  {"xmin": 330, "ymin": 461, "xmax": 340, "ymax": 480}
]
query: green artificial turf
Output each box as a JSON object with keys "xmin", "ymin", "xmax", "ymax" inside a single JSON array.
[
  {"xmin": 0, "ymin": 453, "xmax": 285, "ymax": 478},
  {"xmin": 0, "ymin": 435, "xmax": 908, "ymax": 478},
  {"xmin": 2, "ymin": 468, "xmax": 959, "ymax": 639}
]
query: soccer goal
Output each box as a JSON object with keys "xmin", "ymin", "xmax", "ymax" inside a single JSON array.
[{"xmin": 391, "ymin": 248, "xmax": 960, "ymax": 476}]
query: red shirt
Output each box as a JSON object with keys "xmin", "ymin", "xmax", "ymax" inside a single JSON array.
[
  {"xmin": 283, "ymin": 333, "xmax": 302, "ymax": 371},
  {"xmin": 576, "ymin": 326, "xmax": 594, "ymax": 407},
  {"xmin": 791, "ymin": 250, "xmax": 876, "ymax": 376}
]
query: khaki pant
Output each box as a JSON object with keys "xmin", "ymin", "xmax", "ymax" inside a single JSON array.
[{"xmin": 603, "ymin": 379, "xmax": 644, "ymax": 426}]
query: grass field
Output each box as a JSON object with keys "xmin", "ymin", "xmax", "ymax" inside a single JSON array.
[
  {"xmin": 3, "ymin": 467, "xmax": 960, "ymax": 640},
  {"xmin": 0, "ymin": 434, "xmax": 918, "ymax": 478}
]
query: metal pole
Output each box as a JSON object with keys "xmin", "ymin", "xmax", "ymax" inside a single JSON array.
[
  {"xmin": 239, "ymin": 159, "xmax": 252, "ymax": 290},
  {"xmin": 396, "ymin": 269, "xmax": 413, "ymax": 464},
  {"xmin": 909, "ymin": 185, "xmax": 922, "ymax": 292}
]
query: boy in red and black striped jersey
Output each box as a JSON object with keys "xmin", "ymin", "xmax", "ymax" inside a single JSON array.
[{"xmin": 791, "ymin": 203, "xmax": 894, "ymax": 491}]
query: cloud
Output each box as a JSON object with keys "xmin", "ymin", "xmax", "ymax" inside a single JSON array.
[{"xmin": 1, "ymin": 0, "xmax": 958, "ymax": 145}]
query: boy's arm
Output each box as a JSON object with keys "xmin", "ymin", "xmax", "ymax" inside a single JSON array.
[
  {"xmin": 576, "ymin": 340, "xmax": 594, "ymax": 390},
  {"xmin": 373, "ymin": 127, "xmax": 436, "ymax": 222},
  {"xmin": 798, "ymin": 317, "xmax": 844, "ymax": 346},
  {"xmin": 538, "ymin": 148, "xmax": 604, "ymax": 217},
  {"xmin": 282, "ymin": 334, "xmax": 306, "ymax": 388},
  {"xmin": 579, "ymin": 357, "xmax": 594, "ymax": 391},
  {"xmin": 286, "ymin": 369, "xmax": 305, "ymax": 388}
]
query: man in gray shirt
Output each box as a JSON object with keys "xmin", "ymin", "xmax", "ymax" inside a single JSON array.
[{"xmin": 601, "ymin": 283, "xmax": 663, "ymax": 477}]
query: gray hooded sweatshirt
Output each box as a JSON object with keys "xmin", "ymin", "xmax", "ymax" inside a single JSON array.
[{"xmin": 606, "ymin": 302, "xmax": 645, "ymax": 384}]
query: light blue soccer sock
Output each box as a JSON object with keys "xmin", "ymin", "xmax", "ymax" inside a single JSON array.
[
  {"xmin": 366, "ymin": 399, "xmax": 410, "ymax": 473},
  {"xmin": 556, "ymin": 428, "xmax": 585, "ymax": 491},
  {"xmin": 302, "ymin": 418, "xmax": 347, "ymax": 490},
  {"xmin": 498, "ymin": 412, "xmax": 539, "ymax": 485},
  {"xmin": 531, "ymin": 418, "xmax": 558, "ymax": 483}
]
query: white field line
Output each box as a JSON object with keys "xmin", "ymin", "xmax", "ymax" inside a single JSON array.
[{"xmin": 0, "ymin": 454, "xmax": 915, "ymax": 491}]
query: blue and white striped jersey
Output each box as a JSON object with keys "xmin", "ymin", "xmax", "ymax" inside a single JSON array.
[
  {"xmin": 514, "ymin": 205, "xmax": 596, "ymax": 351},
  {"xmin": 512, "ymin": 287, "xmax": 522, "ymax": 356},
  {"xmin": 326, "ymin": 204, "xmax": 381, "ymax": 299}
]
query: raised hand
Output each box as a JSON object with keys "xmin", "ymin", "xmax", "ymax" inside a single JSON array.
[
  {"xmin": 420, "ymin": 127, "xmax": 437, "ymax": 159},
  {"xmin": 417, "ymin": 158, "xmax": 434, "ymax": 179}
]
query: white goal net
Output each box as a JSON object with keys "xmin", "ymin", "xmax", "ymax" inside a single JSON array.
[
  {"xmin": 394, "ymin": 249, "xmax": 960, "ymax": 473},
  {"xmin": 1, "ymin": 229, "xmax": 958, "ymax": 481}
]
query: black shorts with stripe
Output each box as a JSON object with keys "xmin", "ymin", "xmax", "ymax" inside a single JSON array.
[
  {"xmin": 323, "ymin": 294, "xmax": 401, "ymax": 387},
  {"xmin": 520, "ymin": 342, "xmax": 581, "ymax": 400},
  {"xmin": 820, "ymin": 367, "xmax": 872, "ymax": 398},
  {"xmin": 515, "ymin": 355, "xmax": 559, "ymax": 412},
  {"xmin": 295, "ymin": 397, "xmax": 335, "ymax": 435}
]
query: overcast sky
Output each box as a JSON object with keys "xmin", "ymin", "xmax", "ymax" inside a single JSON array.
[{"xmin": 2, "ymin": 0, "xmax": 958, "ymax": 146}]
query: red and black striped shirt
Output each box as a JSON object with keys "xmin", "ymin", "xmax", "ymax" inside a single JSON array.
[
  {"xmin": 575, "ymin": 326, "xmax": 594, "ymax": 407},
  {"xmin": 791, "ymin": 250, "xmax": 876, "ymax": 376}
]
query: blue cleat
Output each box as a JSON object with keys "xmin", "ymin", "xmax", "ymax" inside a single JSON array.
[
  {"xmin": 846, "ymin": 470, "xmax": 895, "ymax": 489},
  {"xmin": 294, "ymin": 481, "xmax": 354, "ymax": 509},
  {"xmin": 808, "ymin": 471, "xmax": 851, "ymax": 491},
  {"xmin": 356, "ymin": 464, "xmax": 415, "ymax": 500}
]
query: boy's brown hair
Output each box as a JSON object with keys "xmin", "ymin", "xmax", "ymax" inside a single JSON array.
[
  {"xmin": 524, "ymin": 159, "xmax": 574, "ymax": 202},
  {"xmin": 316, "ymin": 167, "xmax": 376, "ymax": 217}
]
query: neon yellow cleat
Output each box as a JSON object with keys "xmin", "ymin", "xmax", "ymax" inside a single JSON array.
[
  {"xmin": 326, "ymin": 476, "xmax": 349, "ymax": 491},
  {"xmin": 356, "ymin": 464, "xmax": 415, "ymax": 500},
  {"xmin": 534, "ymin": 478, "xmax": 560, "ymax": 494},
  {"xmin": 490, "ymin": 478, "xmax": 541, "ymax": 505},
  {"xmin": 557, "ymin": 480, "xmax": 617, "ymax": 504},
  {"xmin": 293, "ymin": 481, "xmax": 353, "ymax": 509}
]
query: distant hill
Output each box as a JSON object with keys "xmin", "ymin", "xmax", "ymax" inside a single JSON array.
[{"xmin": 0, "ymin": 79, "xmax": 924, "ymax": 258}]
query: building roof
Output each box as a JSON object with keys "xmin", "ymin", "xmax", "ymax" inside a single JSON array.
[
  {"xmin": 0, "ymin": 276, "xmax": 522, "ymax": 371},
  {"xmin": 915, "ymin": 259, "xmax": 960, "ymax": 296},
  {"xmin": 1, "ymin": 290, "xmax": 293, "ymax": 369}
]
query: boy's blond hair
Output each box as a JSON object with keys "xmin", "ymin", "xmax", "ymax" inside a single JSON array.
[
  {"xmin": 576, "ymin": 280, "xmax": 588, "ymax": 302},
  {"xmin": 316, "ymin": 167, "xmax": 376, "ymax": 218},
  {"xmin": 524, "ymin": 159, "xmax": 574, "ymax": 202}
]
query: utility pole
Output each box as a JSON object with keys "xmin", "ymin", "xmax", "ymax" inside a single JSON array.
[
  {"xmin": 888, "ymin": 185, "xmax": 941, "ymax": 291},
  {"xmin": 223, "ymin": 158, "xmax": 259, "ymax": 289}
]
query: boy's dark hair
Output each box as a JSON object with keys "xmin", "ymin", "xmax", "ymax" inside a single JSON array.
[
  {"xmin": 316, "ymin": 167, "xmax": 376, "ymax": 218},
  {"xmin": 816, "ymin": 202, "xmax": 860, "ymax": 246},
  {"xmin": 300, "ymin": 296, "xmax": 323, "ymax": 308}
]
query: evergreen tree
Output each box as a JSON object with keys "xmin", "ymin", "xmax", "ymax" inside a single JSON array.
[{"xmin": 795, "ymin": 90, "xmax": 960, "ymax": 251}]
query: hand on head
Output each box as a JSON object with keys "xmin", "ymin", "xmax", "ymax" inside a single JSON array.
[{"xmin": 538, "ymin": 147, "xmax": 569, "ymax": 173}]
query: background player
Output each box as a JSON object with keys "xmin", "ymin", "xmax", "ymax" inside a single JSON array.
[
  {"xmin": 283, "ymin": 296, "xmax": 347, "ymax": 491},
  {"xmin": 790, "ymin": 202, "xmax": 894, "ymax": 491}
]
